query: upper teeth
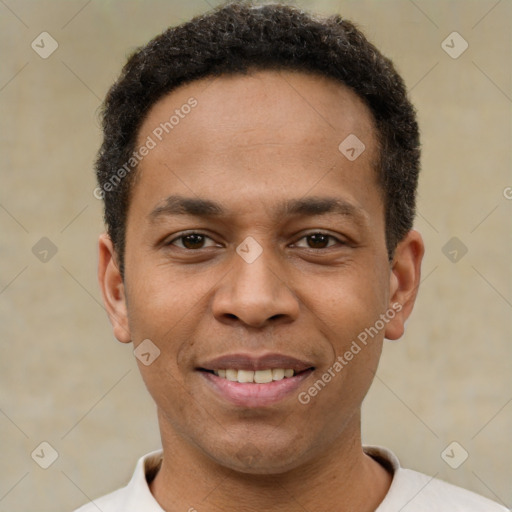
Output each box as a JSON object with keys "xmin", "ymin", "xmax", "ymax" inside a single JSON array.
[{"xmin": 213, "ymin": 369, "xmax": 295, "ymax": 383}]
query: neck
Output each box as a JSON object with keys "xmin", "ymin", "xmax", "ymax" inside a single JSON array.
[{"xmin": 150, "ymin": 411, "xmax": 392, "ymax": 512}]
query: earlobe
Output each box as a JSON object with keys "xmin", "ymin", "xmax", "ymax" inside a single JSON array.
[
  {"xmin": 98, "ymin": 233, "xmax": 132, "ymax": 343},
  {"xmin": 384, "ymin": 230, "xmax": 424, "ymax": 341}
]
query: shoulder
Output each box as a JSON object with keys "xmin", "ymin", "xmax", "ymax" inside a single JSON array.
[
  {"xmin": 388, "ymin": 467, "xmax": 508, "ymax": 511},
  {"xmin": 71, "ymin": 450, "xmax": 164, "ymax": 512},
  {"xmin": 364, "ymin": 446, "xmax": 508, "ymax": 512},
  {"xmin": 73, "ymin": 487, "xmax": 127, "ymax": 512}
]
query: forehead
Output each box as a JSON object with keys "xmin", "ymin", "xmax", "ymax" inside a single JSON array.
[
  {"xmin": 137, "ymin": 68, "xmax": 377, "ymax": 158},
  {"xmin": 131, "ymin": 69, "xmax": 381, "ymax": 223}
]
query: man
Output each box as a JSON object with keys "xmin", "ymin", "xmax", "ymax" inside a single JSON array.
[{"xmin": 78, "ymin": 1, "xmax": 507, "ymax": 510}]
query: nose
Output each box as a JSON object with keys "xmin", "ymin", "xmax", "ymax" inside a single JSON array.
[{"xmin": 211, "ymin": 243, "xmax": 300, "ymax": 329}]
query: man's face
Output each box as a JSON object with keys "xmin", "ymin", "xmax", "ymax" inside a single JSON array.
[{"xmin": 105, "ymin": 70, "xmax": 411, "ymax": 473}]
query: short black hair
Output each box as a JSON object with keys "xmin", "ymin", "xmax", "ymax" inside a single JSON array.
[{"xmin": 96, "ymin": 0, "xmax": 420, "ymax": 277}]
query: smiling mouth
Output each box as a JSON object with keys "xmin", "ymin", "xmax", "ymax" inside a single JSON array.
[{"xmin": 199, "ymin": 367, "xmax": 314, "ymax": 384}]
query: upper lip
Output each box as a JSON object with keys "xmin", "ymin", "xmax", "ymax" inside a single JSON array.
[{"xmin": 198, "ymin": 353, "xmax": 315, "ymax": 372}]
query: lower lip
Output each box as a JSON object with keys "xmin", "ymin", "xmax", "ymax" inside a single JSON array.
[{"xmin": 199, "ymin": 370, "xmax": 313, "ymax": 408}]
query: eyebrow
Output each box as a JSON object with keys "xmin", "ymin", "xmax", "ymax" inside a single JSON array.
[{"xmin": 149, "ymin": 194, "xmax": 368, "ymax": 225}]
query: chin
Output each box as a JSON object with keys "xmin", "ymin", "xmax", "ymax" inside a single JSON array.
[{"xmin": 206, "ymin": 435, "xmax": 311, "ymax": 475}]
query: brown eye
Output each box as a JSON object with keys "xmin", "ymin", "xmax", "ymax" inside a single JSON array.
[
  {"xmin": 294, "ymin": 232, "xmax": 339, "ymax": 249},
  {"xmin": 169, "ymin": 233, "xmax": 217, "ymax": 250},
  {"xmin": 181, "ymin": 234, "xmax": 205, "ymax": 249},
  {"xmin": 306, "ymin": 233, "xmax": 330, "ymax": 249}
]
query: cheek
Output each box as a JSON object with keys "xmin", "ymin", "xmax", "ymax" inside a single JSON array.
[
  {"xmin": 301, "ymin": 332, "xmax": 384, "ymax": 431},
  {"xmin": 305, "ymin": 264, "xmax": 389, "ymax": 341},
  {"xmin": 299, "ymin": 262, "xmax": 389, "ymax": 403},
  {"xmin": 125, "ymin": 263, "xmax": 204, "ymax": 333},
  {"xmin": 124, "ymin": 265, "xmax": 220, "ymax": 391}
]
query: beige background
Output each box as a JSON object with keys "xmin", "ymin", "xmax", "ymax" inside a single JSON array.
[{"xmin": 0, "ymin": 0, "xmax": 510, "ymax": 511}]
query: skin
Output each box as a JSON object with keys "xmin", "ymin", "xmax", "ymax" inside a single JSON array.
[{"xmin": 98, "ymin": 69, "xmax": 424, "ymax": 512}]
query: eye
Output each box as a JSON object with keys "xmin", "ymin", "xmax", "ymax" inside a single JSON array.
[
  {"xmin": 167, "ymin": 232, "xmax": 218, "ymax": 250},
  {"xmin": 293, "ymin": 232, "xmax": 342, "ymax": 249}
]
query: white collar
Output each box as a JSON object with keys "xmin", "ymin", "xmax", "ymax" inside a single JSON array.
[
  {"xmin": 91, "ymin": 445, "xmax": 400, "ymax": 511},
  {"xmin": 80, "ymin": 444, "xmax": 507, "ymax": 511}
]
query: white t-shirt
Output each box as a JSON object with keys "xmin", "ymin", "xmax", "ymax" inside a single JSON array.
[{"xmin": 74, "ymin": 446, "xmax": 508, "ymax": 511}]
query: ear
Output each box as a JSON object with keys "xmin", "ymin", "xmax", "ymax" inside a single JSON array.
[
  {"xmin": 384, "ymin": 230, "xmax": 424, "ymax": 341},
  {"xmin": 98, "ymin": 233, "xmax": 131, "ymax": 343}
]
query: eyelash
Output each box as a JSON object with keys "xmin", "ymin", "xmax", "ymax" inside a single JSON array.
[{"xmin": 166, "ymin": 231, "xmax": 344, "ymax": 250}]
